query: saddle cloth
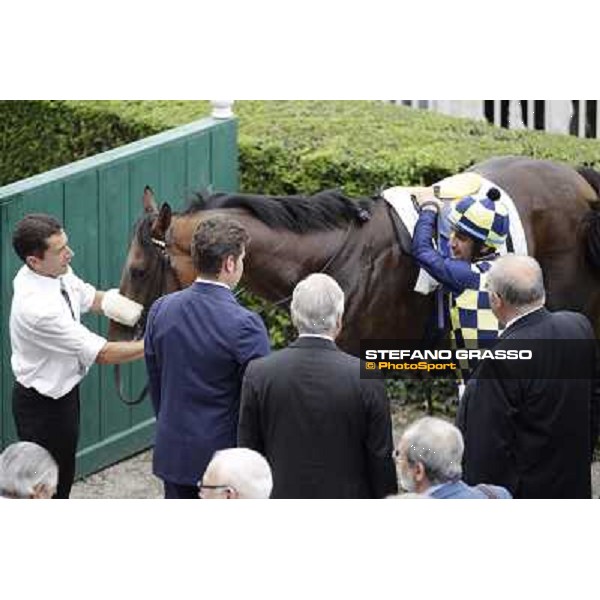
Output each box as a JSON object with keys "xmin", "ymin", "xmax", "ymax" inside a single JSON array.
[{"xmin": 382, "ymin": 173, "xmax": 528, "ymax": 294}]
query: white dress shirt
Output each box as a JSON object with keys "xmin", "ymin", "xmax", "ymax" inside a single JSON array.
[{"xmin": 10, "ymin": 265, "xmax": 107, "ymax": 399}]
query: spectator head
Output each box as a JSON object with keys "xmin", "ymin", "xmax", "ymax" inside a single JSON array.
[
  {"xmin": 191, "ymin": 216, "xmax": 249, "ymax": 288},
  {"xmin": 198, "ymin": 448, "xmax": 272, "ymax": 499},
  {"xmin": 290, "ymin": 273, "xmax": 345, "ymax": 337},
  {"xmin": 12, "ymin": 214, "xmax": 73, "ymax": 278},
  {"xmin": 486, "ymin": 254, "xmax": 545, "ymax": 325},
  {"xmin": 395, "ymin": 417, "xmax": 463, "ymax": 494},
  {"xmin": 0, "ymin": 442, "xmax": 58, "ymax": 499}
]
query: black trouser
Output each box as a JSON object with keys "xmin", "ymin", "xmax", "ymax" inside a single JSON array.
[
  {"xmin": 163, "ymin": 481, "xmax": 199, "ymax": 499},
  {"xmin": 12, "ymin": 382, "xmax": 80, "ymax": 499}
]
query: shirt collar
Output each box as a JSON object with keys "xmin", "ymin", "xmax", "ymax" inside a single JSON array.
[
  {"xmin": 17, "ymin": 265, "xmax": 62, "ymax": 292},
  {"xmin": 194, "ymin": 277, "xmax": 232, "ymax": 290}
]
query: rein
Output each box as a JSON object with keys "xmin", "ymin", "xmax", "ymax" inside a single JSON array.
[
  {"xmin": 236, "ymin": 222, "xmax": 354, "ymax": 314},
  {"xmin": 114, "ymin": 235, "xmax": 182, "ymax": 406}
]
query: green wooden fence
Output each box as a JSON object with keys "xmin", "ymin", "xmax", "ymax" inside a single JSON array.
[{"xmin": 0, "ymin": 116, "xmax": 238, "ymax": 477}]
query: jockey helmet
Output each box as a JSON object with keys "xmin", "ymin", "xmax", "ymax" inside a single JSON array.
[{"xmin": 448, "ymin": 187, "xmax": 509, "ymax": 249}]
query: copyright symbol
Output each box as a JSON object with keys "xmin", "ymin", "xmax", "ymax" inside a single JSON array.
[{"xmin": 366, "ymin": 362, "xmax": 376, "ymax": 370}]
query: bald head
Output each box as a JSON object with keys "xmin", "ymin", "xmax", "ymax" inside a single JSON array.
[
  {"xmin": 200, "ymin": 448, "xmax": 273, "ymax": 499},
  {"xmin": 487, "ymin": 255, "xmax": 545, "ymax": 309}
]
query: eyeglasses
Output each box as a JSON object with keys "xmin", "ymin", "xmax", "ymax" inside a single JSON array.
[
  {"xmin": 198, "ymin": 483, "xmax": 231, "ymax": 491},
  {"xmin": 197, "ymin": 481, "xmax": 236, "ymax": 497}
]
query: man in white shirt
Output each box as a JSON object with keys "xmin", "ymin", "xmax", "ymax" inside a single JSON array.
[{"xmin": 10, "ymin": 213, "xmax": 145, "ymax": 498}]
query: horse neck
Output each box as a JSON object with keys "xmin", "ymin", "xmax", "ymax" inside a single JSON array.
[
  {"xmin": 234, "ymin": 210, "xmax": 351, "ymax": 302},
  {"xmin": 172, "ymin": 209, "xmax": 351, "ymax": 303}
]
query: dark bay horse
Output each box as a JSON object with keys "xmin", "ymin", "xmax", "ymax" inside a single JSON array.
[{"xmin": 110, "ymin": 156, "xmax": 600, "ymax": 355}]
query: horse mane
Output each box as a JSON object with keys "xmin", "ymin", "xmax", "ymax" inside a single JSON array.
[{"xmin": 180, "ymin": 189, "xmax": 375, "ymax": 233}]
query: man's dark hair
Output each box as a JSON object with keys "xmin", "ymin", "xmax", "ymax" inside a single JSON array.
[
  {"xmin": 12, "ymin": 214, "xmax": 63, "ymax": 263},
  {"xmin": 191, "ymin": 216, "xmax": 249, "ymax": 276}
]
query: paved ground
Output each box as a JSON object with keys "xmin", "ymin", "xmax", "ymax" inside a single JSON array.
[{"xmin": 71, "ymin": 404, "xmax": 600, "ymax": 499}]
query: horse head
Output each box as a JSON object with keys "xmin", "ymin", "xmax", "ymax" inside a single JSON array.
[{"xmin": 108, "ymin": 186, "xmax": 180, "ymax": 341}]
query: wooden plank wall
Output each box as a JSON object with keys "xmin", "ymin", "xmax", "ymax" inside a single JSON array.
[{"xmin": 0, "ymin": 117, "xmax": 238, "ymax": 477}]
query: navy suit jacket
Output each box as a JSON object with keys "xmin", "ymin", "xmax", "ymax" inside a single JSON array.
[{"xmin": 144, "ymin": 281, "xmax": 270, "ymax": 485}]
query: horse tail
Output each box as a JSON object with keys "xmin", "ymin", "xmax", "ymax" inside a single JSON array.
[{"xmin": 576, "ymin": 166, "xmax": 600, "ymax": 270}]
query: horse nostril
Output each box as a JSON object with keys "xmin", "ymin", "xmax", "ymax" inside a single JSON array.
[{"xmin": 130, "ymin": 267, "xmax": 146, "ymax": 280}]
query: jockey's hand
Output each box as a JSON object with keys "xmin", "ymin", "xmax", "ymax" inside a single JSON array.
[{"xmin": 413, "ymin": 189, "xmax": 443, "ymax": 212}]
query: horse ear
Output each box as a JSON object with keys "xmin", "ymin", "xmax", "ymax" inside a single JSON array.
[
  {"xmin": 143, "ymin": 185, "xmax": 159, "ymax": 215},
  {"xmin": 151, "ymin": 202, "xmax": 172, "ymax": 239}
]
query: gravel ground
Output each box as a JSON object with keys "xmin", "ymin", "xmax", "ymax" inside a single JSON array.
[
  {"xmin": 70, "ymin": 403, "xmax": 600, "ymax": 499},
  {"xmin": 71, "ymin": 449, "xmax": 162, "ymax": 499}
]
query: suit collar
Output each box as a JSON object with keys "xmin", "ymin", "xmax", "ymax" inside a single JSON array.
[
  {"xmin": 501, "ymin": 307, "xmax": 548, "ymax": 337},
  {"xmin": 194, "ymin": 277, "xmax": 231, "ymax": 290},
  {"xmin": 191, "ymin": 281, "xmax": 235, "ymax": 297},
  {"xmin": 289, "ymin": 336, "xmax": 338, "ymax": 351}
]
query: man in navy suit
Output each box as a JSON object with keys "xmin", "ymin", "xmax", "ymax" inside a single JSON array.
[
  {"xmin": 144, "ymin": 216, "xmax": 270, "ymax": 499},
  {"xmin": 395, "ymin": 417, "xmax": 511, "ymax": 499},
  {"xmin": 457, "ymin": 255, "xmax": 600, "ymax": 498}
]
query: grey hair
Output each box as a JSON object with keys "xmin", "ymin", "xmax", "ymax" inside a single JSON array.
[
  {"xmin": 401, "ymin": 417, "xmax": 464, "ymax": 485},
  {"xmin": 290, "ymin": 273, "xmax": 345, "ymax": 335},
  {"xmin": 208, "ymin": 448, "xmax": 273, "ymax": 499},
  {"xmin": 0, "ymin": 442, "xmax": 58, "ymax": 498},
  {"xmin": 487, "ymin": 254, "xmax": 546, "ymax": 308}
]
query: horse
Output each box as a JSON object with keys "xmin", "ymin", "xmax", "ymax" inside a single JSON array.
[{"xmin": 109, "ymin": 156, "xmax": 600, "ymax": 358}]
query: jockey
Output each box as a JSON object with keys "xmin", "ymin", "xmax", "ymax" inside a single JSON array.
[{"xmin": 412, "ymin": 187, "xmax": 510, "ymax": 382}]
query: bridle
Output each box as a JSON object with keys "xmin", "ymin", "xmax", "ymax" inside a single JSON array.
[{"xmin": 114, "ymin": 234, "xmax": 183, "ymax": 406}]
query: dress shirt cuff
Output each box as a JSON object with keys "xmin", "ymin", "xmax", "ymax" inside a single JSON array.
[{"xmin": 79, "ymin": 330, "xmax": 108, "ymax": 370}]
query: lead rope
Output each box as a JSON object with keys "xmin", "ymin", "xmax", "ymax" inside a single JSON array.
[{"xmin": 236, "ymin": 223, "xmax": 354, "ymax": 314}]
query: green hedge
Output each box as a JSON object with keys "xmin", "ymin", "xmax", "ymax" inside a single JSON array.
[
  {"xmin": 0, "ymin": 101, "xmax": 158, "ymax": 186},
  {"xmin": 4, "ymin": 100, "xmax": 600, "ymax": 191},
  {"xmin": 3, "ymin": 100, "xmax": 600, "ymax": 406}
]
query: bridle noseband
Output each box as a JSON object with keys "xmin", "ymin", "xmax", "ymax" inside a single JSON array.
[{"xmin": 114, "ymin": 233, "xmax": 183, "ymax": 406}]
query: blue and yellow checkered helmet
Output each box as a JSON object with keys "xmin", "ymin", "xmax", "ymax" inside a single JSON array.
[{"xmin": 448, "ymin": 187, "xmax": 509, "ymax": 249}]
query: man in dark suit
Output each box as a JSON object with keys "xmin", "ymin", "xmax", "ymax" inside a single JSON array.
[
  {"xmin": 144, "ymin": 217, "xmax": 270, "ymax": 499},
  {"xmin": 457, "ymin": 255, "xmax": 600, "ymax": 498},
  {"xmin": 238, "ymin": 273, "xmax": 398, "ymax": 499}
]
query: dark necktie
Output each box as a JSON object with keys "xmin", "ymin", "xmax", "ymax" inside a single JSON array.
[{"xmin": 60, "ymin": 281, "xmax": 75, "ymax": 320}]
